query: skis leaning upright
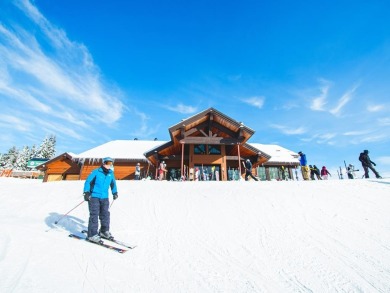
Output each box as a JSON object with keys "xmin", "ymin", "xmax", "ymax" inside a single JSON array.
[
  {"xmin": 68, "ymin": 234, "xmax": 127, "ymax": 254},
  {"xmin": 81, "ymin": 230, "xmax": 136, "ymax": 249}
]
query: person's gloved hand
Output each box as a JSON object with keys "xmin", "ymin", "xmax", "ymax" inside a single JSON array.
[
  {"xmin": 113, "ymin": 193, "xmax": 118, "ymax": 200},
  {"xmin": 373, "ymin": 162, "xmax": 376, "ymax": 166},
  {"xmin": 83, "ymin": 192, "xmax": 91, "ymax": 201}
]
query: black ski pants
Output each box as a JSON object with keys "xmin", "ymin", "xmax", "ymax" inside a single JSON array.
[{"xmin": 362, "ymin": 164, "xmax": 380, "ymax": 178}]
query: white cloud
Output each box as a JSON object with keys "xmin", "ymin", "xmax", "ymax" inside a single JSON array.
[
  {"xmin": 270, "ymin": 124, "xmax": 306, "ymax": 135},
  {"xmin": 377, "ymin": 156, "xmax": 390, "ymax": 165},
  {"xmin": 367, "ymin": 104, "xmax": 384, "ymax": 112},
  {"xmin": 0, "ymin": 1, "xmax": 124, "ymax": 125},
  {"xmin": 377, "ymin": 117, "xmax": 390, "ymax": 126},
  {"xmin": 329, "ymin": 86, "xmax": 357, "ymax": 116},
  {"xmin": 0, "ymin": 115, "xmax": 32, "ymax": 132},
  {"xmin": 242, "ymin": 96, "xmax": 265, "ymax": 109},
  {"xmin": 310, "ymin": 83, "xmax": 329, "ymax": 111},
  {"xmin": 166, "ymin": 103, "xmax": 198, "ymax": 114}
]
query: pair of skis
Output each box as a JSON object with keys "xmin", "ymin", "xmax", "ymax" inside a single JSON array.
[{"xmin": 69, "ymin": 230, "xmax": 136, "ymax": 254}]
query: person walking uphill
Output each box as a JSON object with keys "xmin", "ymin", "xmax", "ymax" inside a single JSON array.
[
  {"xmin": 83, "ymin": 157, "xmax": 118, "ymax": 243},
  {"xmin": 359, "ymin": 150, "xmax": 382, "ymax": 179},
  {"xmin": 298, "ymin": 151, "xmax": 310, "ymax": 180}
]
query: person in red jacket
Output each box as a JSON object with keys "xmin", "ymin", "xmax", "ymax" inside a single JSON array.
[{"xmin": 320, "ymin": 166, "xmax": 331, "ymax": 180}]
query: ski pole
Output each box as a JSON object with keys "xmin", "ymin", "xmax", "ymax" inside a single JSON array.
[{"xmin": 55, "ymin": 200, "xmax": 85, "ymax": 224}]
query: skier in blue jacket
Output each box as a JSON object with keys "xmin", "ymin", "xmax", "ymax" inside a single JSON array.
[{"xmin": 83, "ymin": 157, "xmax": 118, "ymax": 243}]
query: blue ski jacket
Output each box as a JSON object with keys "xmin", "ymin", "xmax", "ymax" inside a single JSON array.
[
  {"xmin": 83, "ymin": 166, "xmax": 118, "ymax": 199},
  {"xmin": 299, "ymin": 154, "xmax": 307, "ymax": 166}
]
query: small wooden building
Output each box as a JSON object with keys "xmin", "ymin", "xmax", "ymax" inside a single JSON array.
[{"xmin": 38, "ymin": 108, "xmax": 300, "ymax": 182}]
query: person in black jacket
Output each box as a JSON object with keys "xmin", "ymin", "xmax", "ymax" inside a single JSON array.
[
  {"xmin": 243, "ymin": 159, "xmax": 258, "ymax": 181},
  {"xmin": 359, "ymin": 150, "xmax": 382, "ymax": 179}
]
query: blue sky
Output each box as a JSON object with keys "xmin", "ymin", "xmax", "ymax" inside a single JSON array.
[{"xmin": 1, "ymin": 0, "xmax": 389, "ymax": 176}]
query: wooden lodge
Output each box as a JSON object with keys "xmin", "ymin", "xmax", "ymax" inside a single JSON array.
[{"xmin": 38, "ymin": 108, "xmax": 300, "ymax": 182}]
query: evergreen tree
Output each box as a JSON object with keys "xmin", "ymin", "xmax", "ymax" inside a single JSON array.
[
  {"xmin": 15, "ymin": 146, "xmax": 30, "ymax": 171},
  {"xmin": 38, "ymin": 135, "xmax": 56, "ymax": 159},
  {"xmin": 3, "ymin": 146, "xmax": 19, "ymax": 169}
]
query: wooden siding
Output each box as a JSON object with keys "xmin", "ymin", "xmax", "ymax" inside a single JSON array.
[{"xmin": 80, "ymin": 162, "xmax": 155, "ymax": 180}]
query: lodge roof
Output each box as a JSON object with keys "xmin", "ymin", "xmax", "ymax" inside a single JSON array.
[{"xmin": 70, "ymin": 140, "xmax": 298, "ymax": 165}]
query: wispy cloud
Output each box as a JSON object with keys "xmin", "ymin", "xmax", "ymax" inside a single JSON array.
[
  {"xmin": 377, "ymin": 156, "xmax": 390, "ymax": 165},
  {"xmin": 329, "ymin": 85, "xmax": 358, "ymax": 116},
  {"xmin": 166, "ymin": 103, "xmax": 198, "ymax": 114},
  {"xmin": 270, "ymin": 124, "xmax": 306, "ymax": 135},
  {"xmin": 0, "ymin": 0, "xmax": 124, "ymax": 125},
  {"xmin": 242, "ymin": 96, "xmax": 265, "ymax": 109},
  {"xmin": 377, "ymin": 117, "xmax": 390, "ymax": 126},
  {"xmin": 0, "ymin": 115, "xmax": 32, "ymax": 131},
  {"xmin": 310, "ymin": 80, "xmax": 330, "ymax": 111},
  {"xmin": 343, "ymin": 130, "xmax": 371, "ymax": 136},
  {"xmin": 367, "ymin": 104, "xmax": 384, "ymax": 112}
]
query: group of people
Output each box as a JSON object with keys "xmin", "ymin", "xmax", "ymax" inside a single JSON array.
[
  {"xmin": 298, "ymin": 151, "xmax": 332, "ymax": 180},
  {"xmin": 298, "ymin": 149, "xmax": 382, "ymax": 180}
]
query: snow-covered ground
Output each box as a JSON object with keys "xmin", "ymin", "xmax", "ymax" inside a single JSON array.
[{"xmin": 1, "ymin": 177, "xmax": 390, "ymax": 292}]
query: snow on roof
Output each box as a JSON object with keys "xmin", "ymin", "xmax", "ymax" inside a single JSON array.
[
  {"xmin": 76, "ymin": 140, "xmax": 167, "ymax": 161},
  {"xmin": 249, "ymin": 143, "xmax": 299, "ymax": 164},
  {"xmin": 75, "ymin": 140, "xmax": 299, "ymax": 164}
]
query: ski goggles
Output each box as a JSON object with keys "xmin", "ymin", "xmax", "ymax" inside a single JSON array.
[{"xmin": 104, "ymin": 161, "xmax": 113, "ymax": 166}]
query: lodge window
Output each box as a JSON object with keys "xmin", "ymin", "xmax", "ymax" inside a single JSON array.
[
  {"xmin": 194, "ymin": 144, "xmax": 206, "ymax": 154},
  {"xmin": 208, "ymin": 145, "xmax": 221, "ymax": 155},
  {"xmin": 194, "ymin": 144, "xmax": 221, "ymax": 155},
  {"xmin": 256, "ymin": 166, "xmax": 266, "ymax": 181}
]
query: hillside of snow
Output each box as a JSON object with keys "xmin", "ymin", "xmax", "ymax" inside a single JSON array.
[{"xmin": 1, "ymin": 177, "xmax": 390, "ymax": 292}]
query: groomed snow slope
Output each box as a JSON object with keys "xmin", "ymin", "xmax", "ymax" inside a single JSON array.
[{"xmin": 0, "ymin": 178, "xmax": 389, "ymax": 292}]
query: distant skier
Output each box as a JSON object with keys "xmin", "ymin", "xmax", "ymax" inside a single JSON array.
[
  {"xmin": 359, "ymin": 150, "xmax": 382, "ymax": 179},
  {"xmin": 83, "ymin": 157, "xmax": 118, "ymax": 243},
  {"xmin": 321, "ymin": 166, "xmax": 331, "ymax": 180},
  {"xmin": 347, "ymin": 164, "xmax": 359, "ymax": 179}
]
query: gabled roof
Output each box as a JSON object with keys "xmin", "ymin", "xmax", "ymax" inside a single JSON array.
[
  {"xmin": 249, "ymin": 143, "xmax": 300, "ymax": 165},
  {"xmin": 76, "ymin": 140, "xmax": 166, "ymax": 162},
  {"xmin": 36, "ymin": 152, "xmax": 75, "ymax": 170},
  {"xmin": 168, "ymin": 107, "xmax": 255, "ymax": 144}
]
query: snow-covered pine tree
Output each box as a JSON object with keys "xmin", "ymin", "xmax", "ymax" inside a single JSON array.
[
  {"xmin": 3, "ymin": 146, "xmax": 19, "ymax": 169},
  {"xmin": 15, "ymin": 146, "xmax": 30, "ymax": 171},
  {"xmin": 37, "ymin": 135, "xmax": 56, "ymax": 159}
]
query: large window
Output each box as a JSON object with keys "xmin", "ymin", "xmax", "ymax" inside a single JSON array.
[
  {"xmin": 194, "ymin": 144, "xmax": 221, "ymax": 155},
  {"xmin": 194, "ymin": 144, "xmax": 206, "ymax": 154},
  {"xmin": 268, "ymin": 167, "xmax": 281, "ymax": 180},
  {"xmin": 208, "ymin": 145, "xmax": 221, "ymax": 155},
  {"xmin": 256, "ymin": 166, "xmax": 266, "ymax": 181}
]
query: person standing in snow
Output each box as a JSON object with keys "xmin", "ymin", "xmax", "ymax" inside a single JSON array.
[
  {"xmin": 83, "ymin": 157, "xmax": 118, "ymax": 243},
  {"xmin": 298, "ymin": 151, "xmax": 310, "ymax": 180},
  {"xmin": 321, "ymin": 166, "xmax": 331, "ymax": 180},
  {"xmin": 158, "ymin": 161, "xmax": 167, "ymax": 180},
  {"xmin": 135, "ymin": 162, "xmax": 141, "ymax": 180},
  {"xmin": 313, "ymin": 165, "xmax": 322, "ymax": 180},
  {"xmin": 347, "ymin": 164, "xmax": 358, "ymax": 179},
  {"xmin": 309, "ymin": 165, "xmax": 315, "ymax": 180},
  {"xmin": 243, "ymin": 159, "xmax": 258, "ymax": 181},
  {"xmin": 359, "ymin": 150, "xmax": 382, "ymax": 179}
]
